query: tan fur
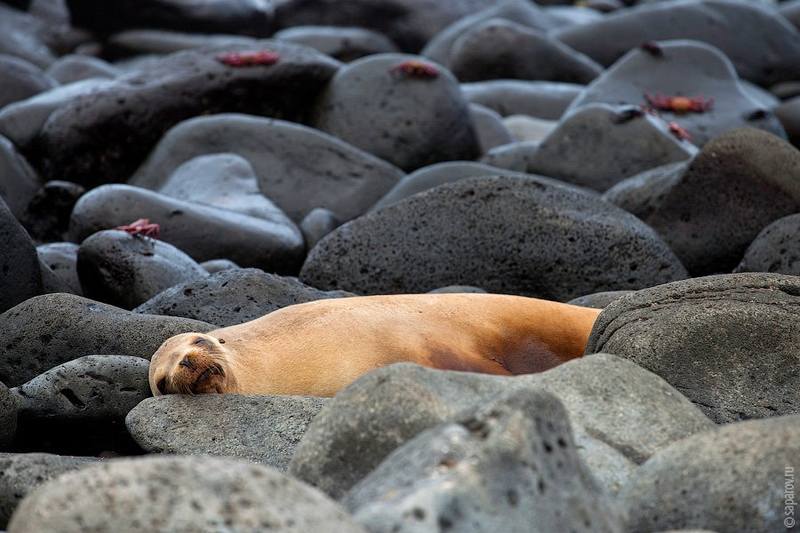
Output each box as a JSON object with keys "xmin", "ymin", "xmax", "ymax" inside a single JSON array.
[{"xmin": 149, "ymin": 293, "xmax": 601, "ymax": 398}]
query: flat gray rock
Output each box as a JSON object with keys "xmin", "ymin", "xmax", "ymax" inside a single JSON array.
[
  {"xmin": 567, "ymin": 40, "xmax": 786, "ymax": 147},
  {"xmin": 469, "ymin": 103, "xmax": 514, "ymax": 154},
  {"xmin": 346, "ymin": 390, "xmax": 625, "ymax": 533},
  {"xmin": 0, "ymin": 54, "xmax": 56, "ymax": 109},
  {"xmin": 130, "ymin": 114, "xmax": 404, "ymax": 222},
  {"xmin": 313, "ymin": 53, "xmax": 479, "ymax": 172},
  {"xmin": 36, "ymin": 243, "xmax": 81, "ymax": 296},
  {"xmin": 274, "ymin": 25, "xmax": 399, "ymax": 62},
  {"xmin": 105, "ymin": 29, "xmax": 258, "ymax": 57},
  {"xmin": 735, "ymin": 214, "xmax": 800, "ymax": 275},
  {"xmin": 126, "ymin": 394, "xmax": 327, "ymax": 470},
  {"xmin": 77, "ymin": 230, "xmax": 209, "ymax": 310},
  {"xmin": 587, "ymin": 273, "xmax": 800, "ymax": 423},
  {"xmin": 70, "ymin": 184, "xmax": 304, "ymax": 273},
  {"xmin": 289, "ymin": 354, "xmax": 712, "ymax": 498},
  {"xmin": 461, "ymin": 79, "xmax": 583, "ymax": 120},
  {"xmin": 528, "ymin": 104, "xmax": 696, "ymax": 191},
  {"xmin": 135, "ymin": 268, "xmax": 352, "ymax": 327},
  {"xmin": 8, "ymin": 456, "xmax": 366, "ymax": 533},
  {"xmin": 0, "ymin": 453, "xmax": 96, "ymax": 529},
  {"xmin": 299, "ymin": 207, "xmax": 340, "ymax": 249},
  {"xmin": 556, "ymin": 0, "xmax": 800, "ymax": 86},
  {"xmin": 44, "ymin": 55, "xmax": 119, "ymax": 84},
  {"xmin": 480, "ymin": 141, "xmax": 541, "ymax": 172},
  {"xmin": 0, "ymin": 197, "xmax": 42, "ymax": 314},
  {"xmin": 448, "ymin": 19, "xmax": 602, "ymax": 84},
  {"xmin": 602, "ymin": 161, "xmax": 690, "ymax": 222},
  {"xmin": 623, "ymin": 415, "xmax": 800, "ymax": 532},
  {"xmin": 0, "ymin": 5, "xmax": 57, "ymax": 68},
  {"xmin": 301, "ymin": 175, "xmax": 687, "ymax": 300},
  {"xmin": 0, "ymin": 293, "xmax": 212, "ymax": 387}
]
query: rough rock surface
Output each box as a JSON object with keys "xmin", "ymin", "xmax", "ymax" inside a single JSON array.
[
  {"xmin": 0, "ymin": 197, "xmax": 42, "ymax": 314},
  {"xmin": 734, "ymin": 214, "xmax": 800, "ymax": 275}
]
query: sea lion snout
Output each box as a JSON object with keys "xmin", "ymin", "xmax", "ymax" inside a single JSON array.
[{"xmin": 150, "ymin": 333, "xmax": 231, "ymax": 396}]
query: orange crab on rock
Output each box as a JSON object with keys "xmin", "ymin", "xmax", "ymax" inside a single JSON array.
[
  {"xmin": 115, "ymin": 218, "xmax": 161, "ymax": 239},
  {"xmin": 644, "ymin": 93, "xmax": 714, "ymax": 114}
]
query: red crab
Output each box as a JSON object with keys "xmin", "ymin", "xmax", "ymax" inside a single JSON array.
[
  {"xmin": 644, "ymin": 93, "xmax": 714, "ymax": 114},
  {"xmin": 390, "ymin": 60, "xmax": 439, "ymax": 80},
  {"xmin": 115, "ymin": 219, "xmax": 161, "ymax": 239},
  {"xmin": 667, "ymin": 121, "xmax": 692, "ymax": 142},
  {"xmin": 216, "ymin": 50, "xmax": 280, "ymax": 68}
]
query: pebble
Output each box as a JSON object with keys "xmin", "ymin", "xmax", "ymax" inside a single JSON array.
[{"xmin": 274, "ymin": 26, "xmax": 399, "ymax": 62}]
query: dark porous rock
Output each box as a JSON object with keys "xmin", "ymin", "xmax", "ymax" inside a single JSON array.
[
  {"xmin": 428, "ymin": 285, "xmax": 486, "ymax": 294},
  {"xmin": 372, "ymin": 161, "xmax": 510, "ymax": 211},
  {"xmin": 0, "ymin": 197, "xmax": 42, "ymax": 314},
  {"xmin": 11, "ymin": 355, "xmax": 150, "ymax": 455},
  {"xmin": 135, "ymin": 268, "xmax": 352, "ymax": 327},
  {"xmin": 529, "ymin": 104, "xmax": 695, "ymax": 191},
  {"xmin": 777, "ymin": 95, "xmax": 800, "ymax": 147},
  {"xmin": 735, "ymin": 214, "xmax": 800, "ymax": 275},
  {"xmin": 587, "ymin": 273, "xmax": 800, "ymax": 423},
  {"xmin": 36, "ymin": 242, "xmax": 81, "ymax": 296},
  {"xmin": 274, "ymin": 0, "xmax": 490, "ymax": 53},
  {"xmin": 274, "ymin": 26, "xmax": 399, "ymax": 62},
  {"xmin": 70, "ymin": 184, "xmax": 304, "ymax": 273},
  {"xmin": 448, "ymin": 19, "xmax": 602, "ymax": 84},
  {"xmin": 346, "ymin": 390, "xmax": 625, "ymax": 533},
  {"xmin": 20, "ymin": 180, "xmax": 84, "ymax": 243},
  {"xmin": 65, "ymin": 0, "xmax": 274, "ymax": 37},
  {"xmin": 0, "ymin": 453, "xmax": 96, "ymax": 529},
  {"xmin": 0, "ymin": 79, "xmax": 112, "ymax": 149},
  {"xmin": 7, "ymin": 456, "xmax": 366, "ymax": 533},
  {"xmin": 480, "ymin": 141, "xmax": 541, "ymax": 172},
  {"xmin": 0, "ymin": 293, "xmax": 212, "ymax": 387},
  {"xmin": 0, "ymin": 136, "xmax": 39, "ymax": 220},
  {"xmin": 567, "ymin": 290, "xmax": 633, "ymax": 309},
  {"xmin": 0, "ymin": 54, "xmax": 56, "ymax": 109},
  {"xmin": 602, "ymin": 161, "xmax": 690, "ymax": 222},
  {"xmin": 612, "ymin": 129, "xmax": 800, "ymax": 275},
  {"xmin": 0, "ymin": 382, "xmax": 16, "ymax": 449},
  {"xmin": 154, "ymin": 154, "xmax": 287, "ymax": 222},
  {"xmin": 422, "ymin": 0, "xmax": 557, "ymax": 67},
  {"xmin": 300, "ymin": 208, "xmax": 340, "ymax": 250},
  {"xmin": 567, "ymin": 40, "xmax": 786, "ymax": 148},
  {"xmin": 556, "ymin": 0, "xmax": 800, "ymax": 86},
  {"xmin": 32, "ymin": 41, "xmax": 340, "ymax": 186},
  {"xmin": 461, "ymin": 79, "xmax": 583, "ymax": 120},
  {"xmin": 301, "ymin": 175, "xmax": 687, "ymax": 300},
  {"xmin": 200, "ymin": 258, "xmax": 240, "ymax": 274},
  {"xmin": 44, "ymin": 54, "xmax": 119, "ymax": 84},
  {"xmin": 290, "ymin": 355, "xmax": 712, "ymax": 498},
  {"xmin": 313, "ymin": 53, "xmax": 479, "ymax": 172},
  {"xmin": 623, "ymin": 415, "xmax": 800, "ymax": 533},
  {"xmin": 77, "ymin": 230, "xmax": 209, "ymax": 310},
  {"xmin": 103, "ymin": 29, "xmax": 258, "ymax": 58},
  {"xmin": 131, "ymin": 115, "xmax": 403, "ymax": 223},
  {"xmin": 126, "ymin": 394, "xmax": 327, "ymax": 471},
  {"xmin": 469, "ymin": 103, "xmax": 514, "ymax": 154}
]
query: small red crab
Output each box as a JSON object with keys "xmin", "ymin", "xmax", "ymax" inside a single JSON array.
[
  {"xmin": 667, "ymin": 122, "xmax": 692, "ymax": 142},
  {"xmin": 115, "ymin": 218, "xmax": 161, "ymax": 239},
  {"xmin": 216, "ymin": 50, "xmax": 280, "ymax": 68},
  {"xmin": 644, "ymin": 93, "xmax": 714, "ymax": 114},
  {"xmin": 390, "ymin": 60, "xmax": 439, "ymax": 80}
]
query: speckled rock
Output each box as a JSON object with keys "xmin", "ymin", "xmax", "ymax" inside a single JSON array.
[
  {"xmin": 135, "ymin": 268, "xmax": 352, "ymax": 327},
  {"xmin": 448, "ymin": 19, "xmax": 602, "ymax": 84},
  {"xmin": 21, "ymin": 180, "xmax": 84, "ymax": 243},
  {"xmin": 528, "ymin": 104, "xmax": 696, "ymax": 191},
  {"xmin": 290, "ymin": 354, "xmax": 713, "ymax": 498},
  {"xmin": 735, "ymin": 214, "xmax": 800, "ymax": 275},
  {"xmin": 0, "ymin": 293, "xmax": 212, "ymax": 387},
  {"xmin": 44, "ymin": 54, "xmax": 119, "ymax": 84},
  {"xmin": 0, "ymin": 54, "xmax": 56, "ymax": 109},
  {"xmin": 130, "ymin": 114, "xmax": 403, "ymax": 222},
  {"xmin": 608, "ymin": 129, "xmax": 800, "ymax": 275},
  {"xmin": 587, "ymin": 273, "xmax": 800, "ymax": 423},
  {"xmin": 7, "ymin": 456, "xmax": 366, "ymax": 533},
  {"xmin": 556, "ymin": 0, "xmax": 800, "ymax": 86},
  {"xmin": 0, "ymin": 382, "xmax": 16, "ymax": 450},
  {"xmin": 301, "ymin": 175, "xmax": 687, "ymax": 300},
  {"xmin": 36, "ymin": 242, "xmax": 81, "ymax": 296},
  {"xmin": 567, "ymin": 290, "xmax": 634, "ymax": 309},
  {"xmin": 601, "ymin": 161, "xmax": 690, "ymax": 222},
  {"xmin": 70, "ymin": 184, "xmax": 304, "ymax": 273},
  {"xmin": 313, "ymin": 53, "xmax": 479, "ymax": 172},
  {"xmin": 31, "ymin": 41, "xmax": 340, "ymax": 186},
  {"xmin": 0, "ymin": 136, "xmax": 39, "ymax": 220},
  {"xmin": 461, "ymin": 79, "xmax": 583, "ymax": 119},
  {"xmin": 274, "ymin": 26, "xmax": 398, "ymax": 62},
  {"xmin": 77, "ymin": 230, "xmax": 209, "ymax": 310},
  {"xmin": 200, "ymin": 259, "xmax": 240, "ymax": 274},
  {"xmin": 0, "ymin": 197, "xmax": 42, "ymax": 314},
  {"xmin": 346, "ymin": 390, "xmax": 625, "ymax": 533},
  {"xmin": 126, "ymin": 394, "xmax": 327, "ymax": 470},
  {"xmin": 567, "ymin": 40, "xmax": 786, "ymax": 148},
  {"xmin": 623, "ymin": 416, "xmax": 800, "ymax": 532},
  {"xmin": 0, "ymin": 453, "xmax": 97, "ymax": 529}
]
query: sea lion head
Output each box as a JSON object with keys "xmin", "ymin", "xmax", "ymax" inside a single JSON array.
[{"xmin": 149, "ymin": 333, "xmax": 237, "ymax": 396}]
